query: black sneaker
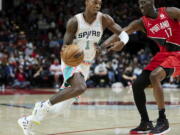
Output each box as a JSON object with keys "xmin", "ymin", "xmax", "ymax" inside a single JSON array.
[
  {"xmin": 149, "ymin": 118, "xmax": 170, "ymax": 135},
  {"xmin": 130, "ymin": 121, "xmax": 153, "ymax": 134}
]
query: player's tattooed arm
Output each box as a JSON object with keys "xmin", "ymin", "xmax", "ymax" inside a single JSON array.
[
  {"xmin": 166, "ymin": 7, "xmax": 180, "ymax": 21},
  {"xmin": 101, "ymin": 14, "xmax": 122, "ymax": 47},
  {"xmin": 102, "ymin": 14, "xmax": 122, "ymax": 34},
  {"xmin": 63, "ymin": 17, "xmax": 78, "ymax": 45}
]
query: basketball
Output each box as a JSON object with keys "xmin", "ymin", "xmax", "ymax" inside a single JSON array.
[{"xmin": 61, "ymin": 44, "xmax": 84, "ymax": 67}]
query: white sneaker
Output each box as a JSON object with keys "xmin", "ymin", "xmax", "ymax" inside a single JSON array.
[
  {"xmin": 31, "ymin": 101, "xmax": 50, "ymax": 124},
  {"xmin": 18, "ymin": 116, "xmax": 34, "ymax": 135}
]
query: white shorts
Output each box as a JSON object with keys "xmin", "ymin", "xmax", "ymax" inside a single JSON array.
[{"xmin": 60, "ymin": 61, "xmax": 91, "ymax": 89}]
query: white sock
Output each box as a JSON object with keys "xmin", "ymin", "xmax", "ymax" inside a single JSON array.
[
  {"xmin": 26, "ymin": 115, "xmax": 33, "ymax": 121},
  {"xmin": 49, "ymin": 98, "xmax": 75, "ymax": 116},
  {"xmin": 31, "ymin": 100, "xmax": 51, "ymax": 122},
  {"xmin": 32, "ymin": 99, "xmax": 75, "ymax": 121},
  {"xmin": 44, "ymin": 100, "xmax": 52, "ymax": 107}
]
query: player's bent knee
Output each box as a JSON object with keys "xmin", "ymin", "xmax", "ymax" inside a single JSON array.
[
  {"xmin": 149, "ymin": 71, "xmax": 159, "ymax": 82},
  {"xmin": 79, "ymin": 84, "xmax": 87, "ymax": 92},
  {"xmin": 74, "ymin": 84, "xmax": 87, "ymax": 94}
]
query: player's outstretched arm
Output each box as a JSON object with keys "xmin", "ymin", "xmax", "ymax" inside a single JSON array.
[
  {"xmin": 123, "ymin": 18, "xmax": 145, "ymax": 34},
  {"xmin": 107, "ymin": 18, "xmax": 145, "ymax": 52}
]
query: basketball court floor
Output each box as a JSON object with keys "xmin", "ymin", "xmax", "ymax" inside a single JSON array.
[{"xmin": 0, "ymin": 87, "xmax": 180, "ymax": 135}]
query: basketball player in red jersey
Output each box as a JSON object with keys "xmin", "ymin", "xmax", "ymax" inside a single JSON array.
[{"xmin": 106, "ymin": 0, "xmax": 180, "ymax": 135}]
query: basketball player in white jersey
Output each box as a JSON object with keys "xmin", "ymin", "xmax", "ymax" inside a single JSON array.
[{"xmin": 18, "ymin": 0, "xmax": 129, "ymax": 134}]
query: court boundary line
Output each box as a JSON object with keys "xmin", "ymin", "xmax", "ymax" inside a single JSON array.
[
  {"xmin": 0, "ymin": 101, "xmax": 180, "ymax": 110},
  {"xmin": 48, "ymin": 123, "xmax": 180, "ymax": 135},
  {"xmin": 0, "ymin": 103, "xmax": 32, "ymax": 109},
  {"xmin": 48, "ymin": 125, "xmax": 134, "ymax": 135}
]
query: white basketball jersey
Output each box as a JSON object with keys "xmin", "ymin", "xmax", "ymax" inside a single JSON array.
[{"xmin": 73, "ymin": 12, "xmax": 103, "ymax": 62}]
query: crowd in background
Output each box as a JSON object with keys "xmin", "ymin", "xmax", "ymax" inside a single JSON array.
[{"xmin": 0, "ymin": 0, "xmax": 180, "ymax": 90}]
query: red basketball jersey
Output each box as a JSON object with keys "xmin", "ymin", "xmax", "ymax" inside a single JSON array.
[{"xmin": 142, "ymin": 7, "xmax": 180, "ymax": 52}]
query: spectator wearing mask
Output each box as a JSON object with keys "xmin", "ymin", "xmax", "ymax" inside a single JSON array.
[{"xmin": 94, "ymin": 62, "xmax": 109, "ymax": 87}]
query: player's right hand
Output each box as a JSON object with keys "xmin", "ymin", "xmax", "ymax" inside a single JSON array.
[
  {"xmin": 107, "ymin": 41, "xmax": 125, "ymax": 52},
  {"xmin": 60, "ymin": 45, "xmax": 68, "ymax": 52}
]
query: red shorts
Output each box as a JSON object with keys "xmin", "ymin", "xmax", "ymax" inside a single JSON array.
[{"xmin": 144, "ymin": 52, "xmax": 180, "ymax": 77}]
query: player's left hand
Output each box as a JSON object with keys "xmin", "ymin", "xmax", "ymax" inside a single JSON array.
[{"xmin": 107, "ymin": 41, "xmax": 125, "ymax": 52}]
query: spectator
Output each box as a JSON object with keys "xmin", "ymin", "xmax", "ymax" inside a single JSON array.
[
  {"xmin": 94, "ymin": 62, "xmax": 109, "ymax": 87},
  {"xmin": 121, "ymin": 66, "xmax": 137, "ymax": 87},
  {"xmin": 33, "ymin": 61, "xmax": 52, "ymax": 88},
  {"xmin": 49, "ymin": 59, "xmax": 62, "ymax": 88},
  {"xmin": 5, "ymin": 60, "xmax": 16, "ymax": 85},
  {"xmin": 12, "ymin": 65, "xmax": 30, "ymax": 89},
  {"xmin": 0, "ymin": 62, "xmax": 6, "ymax": 91}
]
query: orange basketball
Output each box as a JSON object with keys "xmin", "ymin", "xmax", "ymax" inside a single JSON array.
[{"xmin": 61, "ymin": 44, "xmax": 84, "ymax": 67}]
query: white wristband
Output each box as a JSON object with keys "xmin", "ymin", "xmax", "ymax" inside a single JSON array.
[{"xmin": 118, "ymin": 31, "xmax": 129, "ymax": 45}]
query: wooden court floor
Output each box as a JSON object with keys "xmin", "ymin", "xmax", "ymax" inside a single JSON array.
[{"xmin": 0, "ymin": 88, "xmax": 180, "ymax": 135}]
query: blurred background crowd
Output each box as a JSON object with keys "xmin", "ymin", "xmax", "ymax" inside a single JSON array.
[{"xmin": 0, "ymin": 0, "xmax": 180, "ymax": 90}]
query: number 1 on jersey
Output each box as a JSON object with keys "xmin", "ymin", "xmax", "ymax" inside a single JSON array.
[{"xmin": 85, "ymin": 40, "xmax": 90, "ymax": 50}]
